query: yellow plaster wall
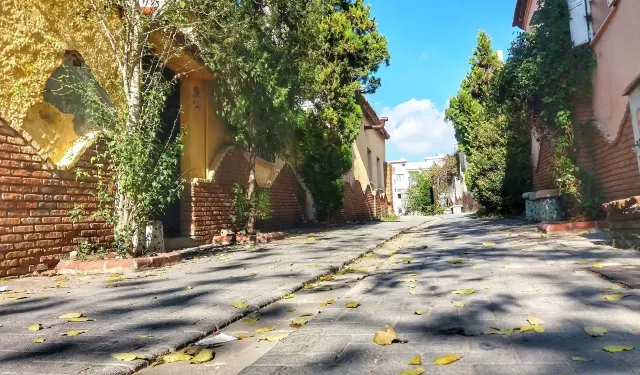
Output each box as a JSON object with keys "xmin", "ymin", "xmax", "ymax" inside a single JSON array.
[
  {"xmin": 346, "ymin": 117, "xmax": 387, "ymax": 192},
  {"xmin": 0, "ymin": 0, "xmax": 119, "ymax": 163},
  {"xmin": 205, "ymin": 81, "xmax": 230, "ymax": 178},
  {"xmin": 181, "ymin": 77, "xmax": 207, "ymax": 180}
]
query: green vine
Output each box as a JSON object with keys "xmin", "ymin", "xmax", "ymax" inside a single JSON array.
[{"xmin": 495, "ymin": 0, "xmax": 599, "ymax": 220}]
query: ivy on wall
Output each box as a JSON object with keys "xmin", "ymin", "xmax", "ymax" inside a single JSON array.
[{"xmin": 494, "ymin": 0, "xmax": 599, "ymax": 219}]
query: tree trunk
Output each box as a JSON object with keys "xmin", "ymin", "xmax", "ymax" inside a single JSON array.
[{"xmin": 246, "ymin": 145, "xmax": 257, "ymax": 235}]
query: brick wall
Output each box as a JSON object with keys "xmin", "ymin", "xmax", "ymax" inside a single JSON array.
[
  {"xmin": 336, "ymin": 181, "xmax": 390, "ymax": 222},
  {"xmin": 183, "ymin": 149, "xmax": 307, "ymax": 242},
  {"xmin": 532, "ymin": 135, "xmax": 556, "ymax": 191},
  {"xmin": 0, "ymin": 120, "xmax": 111, "ymax": 277},
  {"xmin": 532, "ymin": 96, "xmax": 640, "ymax": 203}
]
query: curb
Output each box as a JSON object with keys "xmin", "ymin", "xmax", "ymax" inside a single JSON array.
[
  {"xmin": 119, "ymin": 219, "xmax": 433, "ymax": 375},
  {"xmin": 55, "ymin": 232, "xmax": 287, "ymax": 275},
  {"xmin": 537, "ymin": 220, "xmax": 609, "ymax": 233}
]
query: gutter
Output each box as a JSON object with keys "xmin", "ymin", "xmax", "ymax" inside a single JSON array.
[{"xmin": 591, "ymin": 0, "xmax": 619, "ymax": 47}]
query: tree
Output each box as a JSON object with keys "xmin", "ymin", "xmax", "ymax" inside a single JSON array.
[
  {"xmin": 74, "ymin": 0, "xmax": 196, "ymax": 256},
  {"xmin": 405, "ymin": 171, "xmax": 439, "ymax": 215},
  {"xmin": 298, "ymin": 0, "xmax": 390, "ymax": 220},
  {"xmin": 193, "ymin": 0, "xmax": 322, "ymax": 234},
  {"xmin": 445, "ymin": 30, "xmax": 530, "ymax": 214},
  {"xmin": 445, "ymin": 31, "xmax": 502, "ymax": 156},
  {"xmin": 428, "ymin": 155, "xmax": 458, "ymax": 200}
]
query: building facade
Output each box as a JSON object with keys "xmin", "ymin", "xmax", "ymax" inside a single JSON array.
[
  {"xmin": 513, "ymin": 0, "xmax": 640, "ymax": 207},
  {"xmin": 0, "ymin": 4, "xmax": 389, "ymax": 276},
  {"xmin": 388, "ymin": 154, "xmax": 445, "ymax": 215}
]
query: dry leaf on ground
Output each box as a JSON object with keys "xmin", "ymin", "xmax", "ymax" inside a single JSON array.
[
  {"xmin": 58, "ymin": 313, "xmax": 83, "ymax": 319},
  {"xmin": 232, "ymin": 301, "xmax": 248, "ymax": 309},
  {"xmin": 235, "ymin": 333, "xmax": 254, "ymax": 340},
  {"xmin": 255, "ymin": 327, "xmax": 275, "ymax": 333},
  {"xmin": 346, "ymin": 301, "xmax": 361, "ymax": 308},
  {"xmin": 398, "ymin": 367, "xmax": 425, "ymax": 375},
  {"xmin": 452, "ymin": 288, "xmax": 474, "ymax": 295},
  {"xmin": 283, "ymin": 294, "xmax": 295, "ymax": 299},
  {"xmin": 258, "ymin": 334, "xmax": 288, "ymax": 342},
  {"xmin": 112, "ymin": 353, "xmax": 144, "ymax": 361},
  {"xmin": 162, "ymin": 353, "xmax": 192, "ymax": 363},
  {"xmin": 414, "ymin": 310, "xmax": 426, "ymax": 315},
  {"xmin": 603, "ymin": 293, "xmax": 626, "ymax": 301},
  {"xmin": 534, "ymin": 325, "xmax": 546, "ymax": 333},
  {"xmin": 60, "ymin": 330, "xmax": 88, "ymax": 337},
  {"xmin": 290, "ymin": 319, "xmax": 307, "ymax": 329},
  {"xmin": 299, "ymin": 313, "xmax": 313, "ymax": 317},
  {"xmin": 433, "ymin": 354, "xmax": 462, "ymax": 365},
  {"xmin": 33, "ymin": 338, "xmax": 46, "ymax": 343},
  {"xmin": 408, "ymin": 355, "xmax": 422, "ymax": 365},
  {"xmin": 584, "ymin": 327, "xmax": 607, "ymax": 337},
  {"xmin": 527, "ymin": 315, "xmax": 544, "ymax": 325},
  {"xmin": 241, "ymin": 317, "xmax": 259, "ymax": 323},
  {"xmin": 373, "ymin": 324, "xmax": 405, "ymax": 346},
  {"xmin": 603, "ymin": 345, "xmax": 634, "ymax": 353},
  {"xmin": 592, "ymin": 263, "xmax": 604, "ymax": 268},
  {"xmin": 452, "ymin": 301, "xmax": 465, "ymax": 308},
  {"xmin": 190, "ymin": 349, "xmax": 214, "ymax": 364},
  {"xmin": 28, "ymin": 323, "xmax": 42, "ymax": 331}
]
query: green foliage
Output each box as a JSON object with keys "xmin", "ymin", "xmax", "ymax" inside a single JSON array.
[
  {"xmin": 380, "ymin": 212, "xmax": 399, "ymax": 222},
  {"xmin": 405, "ymin": 171, "xmax": 438, "ymax": 216},
  {"xmin": 230, "ymin": 184, "xmax": 273, "ymax": 232},
  {"xmin": 428, "ymin": 154, "xmax": 458, "ymax": 193},
  {"xmin": 494, "ymin": 0, "xmax": 598, "ymax": 219},
  {"xmin": 298, "ymin": 0, "xmax": 390, "ymax": 219},
  {"xmin": 446, "ymin": 31, "xmax": 531, "ymax": 214}
]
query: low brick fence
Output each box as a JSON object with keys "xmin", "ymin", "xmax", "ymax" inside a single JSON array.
[{"xmin": 603, "ymin": 196, "xmax": 640, "ymax": 249}]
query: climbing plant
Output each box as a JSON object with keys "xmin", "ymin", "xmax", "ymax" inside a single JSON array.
[{"xmin": 494, "ymin": 0, "xmax": 598, "ymax": 219}]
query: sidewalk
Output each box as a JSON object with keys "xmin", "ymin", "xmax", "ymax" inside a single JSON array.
[
  {"xmin": 0, "ymin": 217, "xmax": 428, "ymax": 375},
  {"xmin": 241, "ymin": 215, "xmax": 640, "ymax": 375}
]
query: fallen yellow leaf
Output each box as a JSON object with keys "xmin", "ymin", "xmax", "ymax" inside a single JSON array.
[
  {"xmin": 283, "ymin": 294, "xmax": 295, "ymax": 299},
  {"xmin": 162, "ymin": 352, "xmax": 192, "ymax": 363},
  {"xmin": 112, "ymin": 353, "xmax": 143, "ymax": 361},
  {"xmin": 527, "ymin": 315, "xmax": 544, "ymax": 326},
  {"xmin": 58, "ymin": 313, "xmax": 83, "ymax": 319},
  {"xmin": 299, "ymin": 313, "xmax": 313, "ymax": 317},
  {"xmin": 519, "ymin": 325, "xmax": 535, "ymax": 333},
  {"xmin": 448, "ymin": 258, "xmax": 465, "ymax": 264},
  {"xmin": 452, "ymin": 288, "xmax": 474, "ymax": 295},
  {"xmin": 33, "ymin": 338, "xmax": 46, "ymax": 343},
  {"xmin": 373, "ymin": 324, "xmax": 400, "ymax": 346},
  {"xmin": 592, "ymin": 263, "xmax": 604, "ymax": 268},
  {"xmin": 28, "ymin": 323, "xmax": 42, "ymax": 331},
  {"xmin": 60, "ymin": 330, "xmax": 88, "ymax": 337},
  {"xmin": 241, "ymin": 317, "xmax": 259, "ymax": 323},
  {"xmin": 433, "ymin": 354, "xmax": 462, "ymax": 365},
  {"xmin": 258, "ymin": 334, "xmax": 288, "ymax": 342},
  {"xmin": 290, "ymin": 319, "xmax": 307, "ymax": 329},
  {"xmin": 584, "ymin": 326, "xmax": 607, "ymax": 337},
  {"xmin": 534, "ymin": 325, "xmax": 546, "ymax": 333},
  {"xmin": 414, "ymin": 310, "xmax": 426, "ymax": 315},
  {"xmin": 186, "ymin": 285, "xmax": 193, "ymax": 290},
  {"xmin": 232, "ymin": 301, "xmax": 248, "ymax": 309},
  {"xmin": 483, "ymin": 242, "xmax": 496, "ymax": 247},
  {"xmin": 603, "ymin": 345, "xmax": 634, "ymax": 353},
  {"xmin": 190, "ymin": 349, "xmax": 214, "ymax": 364},
  {"xmin": 408, "ymin": 355, "xmax": 422, "ymax": 365},
  {"xmin": 603, "ymin": 293, "xmax": 626, "ymax": 301},
  {"xmin": 398, "ymin": 367, "xmax": 425, "ymax": 375},
  {"xmin": 255, "ymin": 327, "xmax": 275, "ymax": 333},
  {"xmin": 235, "ymin": 333, "xmax": 254, "ymax": 340},
  {"xmin": 346, "ymin": 301, "xmax": 361, "ymax": 308},
  {"xmin": 572, "ymin": 356, "xmax": 591, "ymax": 361},
  {"xmin": 452, "ymin": 301, "xmax": 465, "ymax": 308}
]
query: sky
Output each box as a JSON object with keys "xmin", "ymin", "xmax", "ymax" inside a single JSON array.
[{"xmin": 365, "ymin": 0, "xmax": 521, "ymax": 162}]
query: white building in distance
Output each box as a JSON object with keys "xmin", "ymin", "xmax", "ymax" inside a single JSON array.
[{"xmin": 388, "ymin": 154, "xmax": 446, "ymax": 215}]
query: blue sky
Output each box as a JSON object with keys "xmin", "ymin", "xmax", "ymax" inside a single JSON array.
[{"xmin": 365, "ymin": 0, "xmax": 521, "ymax": 162}]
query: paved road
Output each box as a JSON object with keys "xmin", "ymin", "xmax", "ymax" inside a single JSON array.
[
  {"xmin": 151, "ymin": 215, "xmax": 640, "ymax": 375},
  {"xmin": 0, "ymin": 217, "xmax": 426, "ymax": 375}
]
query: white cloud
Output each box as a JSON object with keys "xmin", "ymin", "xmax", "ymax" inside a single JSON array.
[{"xmin": 381, "ymin": 99, "xmax": 456, "ymax": 157}]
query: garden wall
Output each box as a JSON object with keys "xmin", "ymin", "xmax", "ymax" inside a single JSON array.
[{"xmin": 0, "ymin": 120, "xmax": 111, "ymax": 277}]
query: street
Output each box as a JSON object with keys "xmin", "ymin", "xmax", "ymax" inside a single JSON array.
[{"xmin": 142, "ymin": 215, "xmax": 640, "ymax": 375}]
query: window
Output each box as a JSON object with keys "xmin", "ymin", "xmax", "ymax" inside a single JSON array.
[
  {"xmin": 396, "ymin": 174, "xmax": 404, "ymax": 182},
  {"xmin": 402, "ymin": 163, "xmax": 406, "ymax": 166},
  {"xmin": 397, "ymin": 193, "xmax": 402, "ymax": 199},
  {"xmin": 376, "ymin": 157, "xmax": 382, "ymax": 189},
  {"xmin": 367, "ymin": 149, "xmax": 373, "ymax": 184}
]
